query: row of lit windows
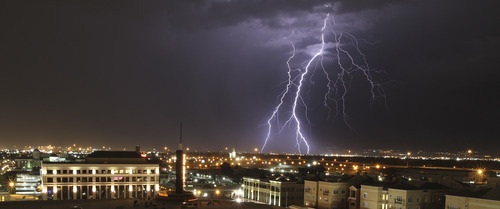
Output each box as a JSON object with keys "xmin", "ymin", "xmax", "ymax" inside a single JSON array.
[
  {"xmin": 45, "ymin": 169, "xmax": 156, "ymax": 175},
  {"xmin": 46, "ymin": 176, "xmax": 155, "ymax": 183},
  {"xmin": 320, "ymin": 188, "xmax": 346, "ymax": 195},
  {"xmin": 243, "ymin": 181, "xmax": 297, "ymax": 192}
]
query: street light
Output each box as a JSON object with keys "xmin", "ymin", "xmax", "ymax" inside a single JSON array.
[
  {"xmin": 8, "ymin": 181, "xmax": 15, "ymax": 194},
  {"xmin": 215, "ymin": 189, "xmax": 220, "ymax": 199}
]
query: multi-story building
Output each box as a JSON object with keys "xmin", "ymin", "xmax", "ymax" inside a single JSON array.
[
  {"xmin": 359, "ymin": 183, "xmax": 448, "ymax": 209},
  {"xmin": 305, "ymin": 178, "xmax": 351, "ymax": 209},
  {"xmin": 305, "ymin": 180, "xmax": 319, "ymax": 207},
  {"xmin": 348, "ymin": 185, "xmax": 361, "ymax": 209},
  {"xmin": 41, "ymin": 151, "xmax": 159, "ymax": 200},
  {"xmin": 446, "ymin": 189, "xmax": 500, "ymax": 209},
  {"xmin": 242, "ymin": 176, "xmax": 304, "ymax": 207},
  {"xmin": 317, "ymin": 181, "xmax": 350, "ymax": 209},
  {"xmin": 387, "ymin": 187, "xmax": 431, "ymax": 209},
  {"xmin": 15, "ymin": 173, "xmax": 42, "ymax": 195},
  {"xmin": 359, "ymin": 185, "xmax": 388, "ymax": 209},
  {"xmin": 0, "ymin": 191, "xmax": 10, "ymax": 202}
]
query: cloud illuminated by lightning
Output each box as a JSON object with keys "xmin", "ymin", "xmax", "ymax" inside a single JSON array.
[{"xmin": 261, "ymin": 12, "xmax": 385, "ymax": 154}]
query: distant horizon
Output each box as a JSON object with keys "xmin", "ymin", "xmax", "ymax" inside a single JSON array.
[{"xmin": 3, "ymin": 143, "xmax": 497, "ymax": 156}]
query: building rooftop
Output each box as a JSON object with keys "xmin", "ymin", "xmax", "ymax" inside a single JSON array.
[
  {"xmin": 86, "ymin": 151, "xmax": 142, "ymax": 158},
  {"xmin": 419, "ymin": 182, "xmax": 449, "ymax": 190},
  {"xmin": 85, "ymin": 151, "xmax": 148, "ymax": 164}
]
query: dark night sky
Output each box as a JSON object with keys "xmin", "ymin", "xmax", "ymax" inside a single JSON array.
[{"xmin": 1, "ymin": 0, "xmax": 499, "ymax": 153}]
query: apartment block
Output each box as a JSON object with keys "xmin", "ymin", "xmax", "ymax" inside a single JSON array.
[
  {"xmin": 304, "ymin": 179, "xmax": 350, "ymax": 209},
  {"xmin": 359, "ymin": 183, "xmax": 448, "ymax": 209},
  {"xmin": 446, "ymin": 189, "xmax": 500, "ymax": 209}
]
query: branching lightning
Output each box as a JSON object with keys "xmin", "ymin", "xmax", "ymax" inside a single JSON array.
[{"xmin": 261, "ymin": 12, "xmax": 385, "ymax": 154}]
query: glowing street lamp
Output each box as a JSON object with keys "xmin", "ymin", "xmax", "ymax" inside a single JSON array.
[
  {"xmin": 8, "ymin": 181, "xmax": 15, "ymax": 193},
  {"xmin": 215, "ymin": 189, "xmax": 220, "ymax": 199}
]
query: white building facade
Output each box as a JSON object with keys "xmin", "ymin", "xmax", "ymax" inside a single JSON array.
[
  {"xmin": 41, "ymin": 163, "xmax": 159, "ymax": 200},
  {"xmin": 242, "ymin": 177, "xmax": 304, "ymax": 207}
]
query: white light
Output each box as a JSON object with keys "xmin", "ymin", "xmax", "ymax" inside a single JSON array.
[
  {"xmin": 73, "ymin": 186, "xmax": 77, "ymax": 193},
  {"xmin": 93, "ymin": 169, "xmax": 96, "ymax": 174},
  {"xmin": 73, "ymin": 169, "xmax": 77, "ymax": 174},
  {"xmin": 155, "ymin": 184, "xmax": 159, "ymax": 191},
  {"xmin": 111, "ymin": 170, "xmax": 115, "ymax": 174},
  {"xmin": 92, "ymin": 186, "xmax": 96, "ymax": 192},
  {"xmin": 146, "ymin": 186, "xmax": 150, "ymax": 191},
  {"xmin": 203, "ymin": 193, "xmax": 208, "ymax": 197},
  {"xmin": 129, "ymin": 185, "xmax": 133, "ymax": 192},
  {"xmin": 130, "ymin": 169, "xmax": 133, "ymax": 174},
  {"xmin": 236, "ymin": 198, "xmax": 242, "ymax": 203},
  {"xmin": 111, "ymin": 187, "xmax": 115, "ymax": 192}
]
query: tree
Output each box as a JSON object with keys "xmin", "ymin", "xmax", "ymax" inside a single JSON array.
[{"xmin": 220, "ymin": 162, "xmax": 233, "ymax": 176}]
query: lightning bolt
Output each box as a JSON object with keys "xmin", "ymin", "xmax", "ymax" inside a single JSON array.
[
  {"xmin": 261, "ymin": 12, "xmax": 385, "ymax": 154},
  {"xmin": 261, "ymin": 31, "xmax": 297, "ymax": 153}
]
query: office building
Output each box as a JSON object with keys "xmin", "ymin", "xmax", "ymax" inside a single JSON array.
[
  {"xmin": 243, "ymin": 176, "xmax": 304, "ymax": 207},
  {"xmin": 41, "ymin": 151, "xmax": 159, "ymax": 200}
]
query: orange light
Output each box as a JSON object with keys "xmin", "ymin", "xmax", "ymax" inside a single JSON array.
[{"xmin": 141, "ymin": 153, "xmax": 147, "ymax": 158}]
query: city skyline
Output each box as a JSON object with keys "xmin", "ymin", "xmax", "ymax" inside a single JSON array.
[{"xmin": 1, "ymin": 1, "xmax": 499, "ymax": 153}]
